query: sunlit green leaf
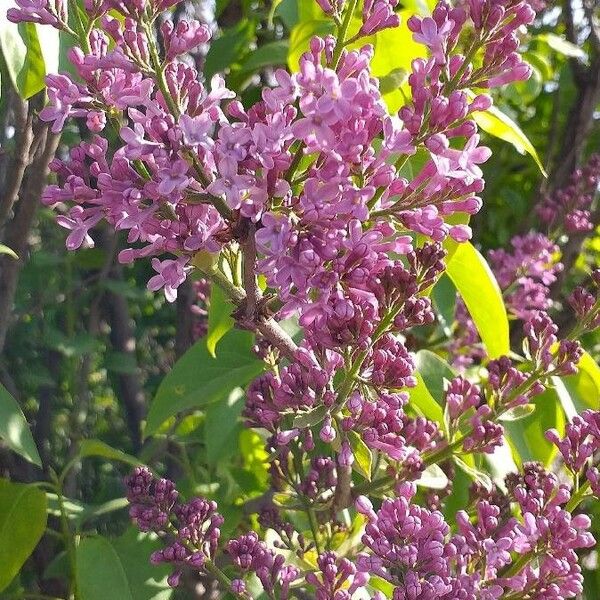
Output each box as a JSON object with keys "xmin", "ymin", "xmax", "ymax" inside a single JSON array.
[
  {"xmin": 78, "ymin": 439, "xmax": 141, "ymax": 468},
  {"xmin": 504, "ymin": 387, "xmax": 565, "ymax": 467},
  {"xmin": 0, "ymin": 244, "xmax": 18, "ymax": 259},
  {"xmin": 0, "ymin": 382, "xmax": 41, "ymax": 467},
  {"xmin": 498, "ymin": 404, "xmax": 536, "ymax": 422},
  {"xmin": 145, "ymin": 329, "xmax": 264, "ymax": 437},
  {"xmin": 348, "ymin": 430, "xmax": 372, "ymax": 481},
  {"xmin": 537, "ymin": 33, "xmax": 587, "ymax": 60},
  {"xmin": 408, "ymin": 372, "xmax": 445, "ymax": 428},
  {"xmin": 206, "ymin": 283, "xmax": 235, "ymax": 357},
  {"xmin": 0, "ymin": 479, "xmax": 47, "ymax": 592},
  {"xmin": 561, "ymin": 351, "xmax": 600, "ymax": 412},
  {"xmin": 454, "ymin": 456, "xmax": 492, "ymax": 491},
  {"xmin": 418, "ymin": 463, "xmax": 449, "ymax": 489},
  {"xmin": 205, "ymin": 387, "xmax": 244, "ymax": 465},
  {"xmin": 467, "ymin": 91, "xmax": 547, "ymax": 176},
  {"xmin": 287, "ymin": 20, "xmax": 334, "ymax": 71},
  {"xmin": 446, "ymin": 242, "xmax": 509, "ymax": 359}
]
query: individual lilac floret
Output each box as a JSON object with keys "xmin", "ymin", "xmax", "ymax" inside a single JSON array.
[{"xmin": 8, "ymin": 0, "xmax": 68, "ymax": 29}]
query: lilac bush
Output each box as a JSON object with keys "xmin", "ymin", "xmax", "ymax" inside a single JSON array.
[{"xmin": 8, "ymin": 0, "xmax": 600, "ymax": 598}]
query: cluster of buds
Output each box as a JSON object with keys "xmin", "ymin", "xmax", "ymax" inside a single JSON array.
[{"xmin": 125, "ymin": 467, "xmax": 223, "ymax": 588}]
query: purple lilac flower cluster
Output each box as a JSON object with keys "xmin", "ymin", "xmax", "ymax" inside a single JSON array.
[
  {"xmin": 354, "ymin": 473, "xmax": 594, "ymax": 599},
  {"xmin": 124, "ymin": 466, "xmax": 223, "ymax": 587},
  {"xmin": 537, "ymin": 154, "xmax": 600, "ymax": 234},
  {"xmin": 12, "ymin": 0, "xmax": 532, "ymax": 308}
]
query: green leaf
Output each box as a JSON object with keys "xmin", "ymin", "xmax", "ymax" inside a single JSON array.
[
  {"xmin": 369, "ymin": 11, "xmax": 424, "ymax": 112},
  {"xmin": 442, "ymin": 465, "xmax": 470, "ymax": 521},
  {"xmin": 378, "ymin": 68, "xmax": 408, "ymax": 95},
  {"xmin": 145, "ymin": 329, "xmax": 265, "ymax": 437},
  {"xmin": 110, "ymin": 529, "xmax": 172, "ymax": 600},
  {"xmin": 0, "ymin": 382, "xmax": 41, "ymax": 467},
  {"xmin": 454, "ymin": 456, "xmax": 492, "ymax": 491},
  {"xmin": 77, "ymin": 439, "xmax": 141, "ymax": 468},
  {"xmin": 551, "ymin": 375, "xmax": 577, "ymax": 421},
  {"xmin": 414, "ymin": 350, "xmax": 455, "ymax": 402},
  {"xmin": 77, "ymin": 532, "xmax": 172, "ymax": 600},
  {"xmin": 418, "ymin": 463, "xmax": 449, "ymax": 489},
  {"xmin": 79, "ymin": 498, "xmax": 129, "ymax": 525},
  {"xmin": 292, "ymin": 404, "xmax": 329, "ymax": 429},
  {"xmin": 537, "ymin": 33, "xmax": 587, "ymax": 60},
  {"xmin": 287, "ymin": 20, "xmax": 335, "ymax": 71},
  {"xmin": 408, "ymin": 372, "xmax": 445, "ymax": 428},
  {"xmin": 484, "ymin": 441, "xmax": 518, "ymax": 489},
  {"xmin": 504, "ymin": 387, "xmax": 565, "ymax": 468},
  {"xmin": 14, "ymin": 23, "xmax": 49, "ymax": 98},
  {"xmin": 45, "ymin": 493, "xmax": 86, "ymax": 521},
  {"xmin": 431, "ymin": 274, "xmax": 456, "ymax": 336},
  {"xmin": 369, "ymin": 575, "xmax": 395, "ymax": 598},
  {"xmin": 0, "ymin": 244, "xmax": 18, "ymax": 259},
  {"xmin": 446, "ymin": 242, "xmax": 509, "ymax": 359},
  {"xmin": 239, "ymin": 429, "xmax": 269, "ymax": 489},
  {"xmin": 498, "ymin": 404, "xmax": 536, "ymax": 422},
  {"xmin": 467, "ymin": 91, "xmax": 547, "ymax": 176},
  {"xmin": 0, "ymin": 479, "xmax": 47, "ymax": 592},
  {"xmin": 206, "ymin": 283, "xmax": 235, "ymax": 357},
  {"xmin": 560, "ymin": 351, "xmax": 600, "ymax": 412},
  {"xmin": 348, "ymin": 430, "xmax": 372, "ymax": 481},
  {"xmin": 273, "ymin": 0, "xmax": 299, "ymax": 28},
  {"xmin": 205, "ymin": 387, "xmax": 244, "ymax": 465},
  {"xmin": 239, "ymin": 40, "xmax": 289, "ymax": 74},
  {"xmin": 0, "ymin": 13, "xmax": 27, "ymax": 91},
  {"xmin": 204, "ymin": 19, "xmax": 255, "ymax": 80}
]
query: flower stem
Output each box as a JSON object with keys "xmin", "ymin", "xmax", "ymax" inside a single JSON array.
[
  {"xmin": 198, "ymin": 266, "xmax": 299, "ymax": 360},
  {"xmin": 331, "ymin": 0, "xmax": 360, "ymax": 68},
  {"xmin": 566, "ymin": 480, "xmax": 591, "ymax": 512}
]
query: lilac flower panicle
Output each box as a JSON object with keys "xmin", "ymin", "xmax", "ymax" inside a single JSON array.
[{"xmin": 124, "ymin": 468, "xmax": 223, "ymax": 587}]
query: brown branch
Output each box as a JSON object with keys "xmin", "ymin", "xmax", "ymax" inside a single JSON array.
[
  {"xmin": 332, "ymin": 464, "xmax": 352, "ymax": 514},
  {"xmin": 0, "ymin": 127, "xmax": 60, "ymax": 353},
  {"xmin": 203, "ymin": 267, "xmax": 299, "ymax": 360},
  {"xmin": 0, "ymin": 96, "xmax": 34, "ymax": 229},
  {"xmin": 241, "ymin": 219, "xmax": 259, "ymax": 320}
]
